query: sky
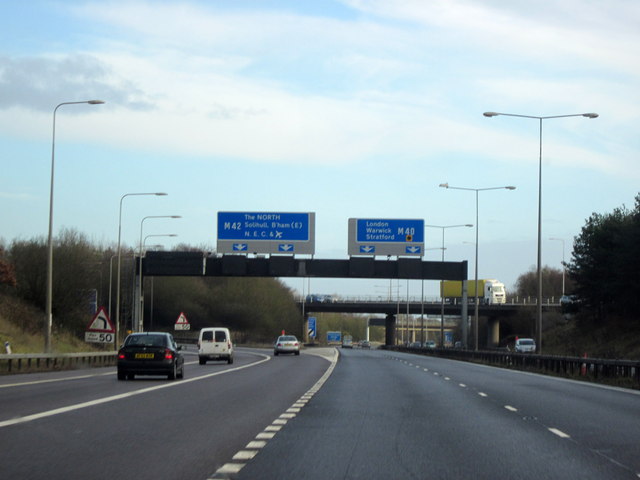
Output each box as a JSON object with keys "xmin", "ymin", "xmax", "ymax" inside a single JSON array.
[{"xmin": 1, "ymin": 0, "xmax": 638, "ymax": 300}]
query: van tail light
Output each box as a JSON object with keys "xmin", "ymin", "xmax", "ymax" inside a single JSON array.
[
  {"xmin": 164, "ymin": 349, "xmax": 174, "ymax": 360},
  {"xmin": 228, "ymin": 342, "xmax": 231, "ymax": 350}
]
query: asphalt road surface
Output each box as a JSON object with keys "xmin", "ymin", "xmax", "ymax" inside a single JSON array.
[
  {"xmin": 1, "ymin": 346, "xmax": 639, "ymax": 480},
  {"xmin": 235, "ymin": 348, "xmax": 640, "ymax": 480}
]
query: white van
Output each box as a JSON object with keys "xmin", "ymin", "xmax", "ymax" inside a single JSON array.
[{"xmin": 197, "ymin": 328, "xmax": 234, "ymax": 364}]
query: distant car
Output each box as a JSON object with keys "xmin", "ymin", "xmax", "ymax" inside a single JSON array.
[
  {"xmin": 514, "ymin": 338, "xmax": 536, "ymax": 353},
  {"xmin": 274, "ymin": 335, "xmax": 300, "ymax": 355},
  {"xmin": 117, "ymin": 332, "xmax": 184, "ymax": 380},
  {"xmin": 424, "ymin": 340, "xmax": 437, "ymax": 349},
  {"xmin": 360, "ymin": 340, "xmax": 371, "ymax": 349}
]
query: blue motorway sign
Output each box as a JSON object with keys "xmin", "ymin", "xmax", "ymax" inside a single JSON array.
[
  {"xmin": 218, "ymin": 212, "xmax": 311, "ymax": 241},
  {"xmin": 356, "ymin": 219, "xmax": 424, "ymax": 243},
  {"xmin": 217, "ymin": 212, "xmax": 315, "ymax": 255},
  {"xmin": 348, "ymin": 218, "xmax": 425, "ymax": 257}
]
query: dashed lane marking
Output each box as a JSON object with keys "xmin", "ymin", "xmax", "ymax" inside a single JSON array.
[
  {"xmin": 548, "ymin": 428, "xmax": 571, "ymax": 439},
  {"xmin": 207, "ymin": 347, "xmax": 339, "ymax": 480}
]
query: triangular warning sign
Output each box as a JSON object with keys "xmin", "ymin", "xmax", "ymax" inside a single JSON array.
[
  {"xmin": 86, "ymin": 307, "xmax": 116, "ymax": 333},
  {"xmin": 175, "ymin": 312, "xmax": 189, "ymax": 325}
]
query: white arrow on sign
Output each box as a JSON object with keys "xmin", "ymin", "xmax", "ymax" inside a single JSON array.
[
  {"xmin": 406, "ymin": 246, "xmax": 421, "ymax": 254},
  {"xmin": 233, "ymin": 243, "xmax": 248, "ymax": 251},
  {"xmin": 279, "ymin": 244, "xmax": 294, "ymax": 252},
  {"xmin": 360, "ymin": 246, "xmax": 375, "ymax": 253}
]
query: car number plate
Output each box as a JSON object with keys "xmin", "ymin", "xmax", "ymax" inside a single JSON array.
[{"xmin": 135, "ymin": 353, "xmax": 154, "ymax": 359}]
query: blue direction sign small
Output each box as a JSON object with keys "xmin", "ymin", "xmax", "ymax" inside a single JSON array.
[
  {"xmin": 217, "ymin": 212, "xmax": 315, "ymax": 255},
  {"xmin": 308, "ymin": 316, "xmax": 316, "ymax": 339},
  {"xmin": 327, "ymin": 331, "xmax": 342, "ymax": 344}
]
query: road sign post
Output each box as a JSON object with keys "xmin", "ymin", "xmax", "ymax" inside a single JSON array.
[{"xmin": 85, "ymin": 307, "xmax": 116, "ymax": 345}]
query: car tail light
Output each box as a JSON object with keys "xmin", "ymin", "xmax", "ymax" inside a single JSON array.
[
  {"xmin": 164, "ymin": 349, "xmax": 174, "ymax": 360},
  {"xmin": 118, "ymin": 351, "xmax": 125, "ymax": 360}
]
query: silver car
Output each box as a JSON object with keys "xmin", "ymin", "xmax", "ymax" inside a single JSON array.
[
  {"xmin": 274, "ymin": 335, "xmax": 300, "ymax": 356},
  {"xmin": 514, "ymin": 338, "xmax": 536, "ymax": 353}
]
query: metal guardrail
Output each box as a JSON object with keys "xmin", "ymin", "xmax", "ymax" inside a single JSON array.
[
  {"xmin": 388, "ymin": 346, "xmax": 640, "ymax": 388},
  {"xmin": 0, "ymin": 352, "xmax": 117, "ymax": 374}
]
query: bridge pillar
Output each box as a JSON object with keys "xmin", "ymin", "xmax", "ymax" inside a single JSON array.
[
  {"xmin": 487, "ymin": 317, "xmax": 500, "ymax": 348},
  {"xmin": 385, "ymin": 314, "xmax": 396, "ymax": 346}
]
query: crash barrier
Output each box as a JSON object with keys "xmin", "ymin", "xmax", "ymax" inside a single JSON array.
[
  {"xmin": 0, "ymin": 352, "xmax": 117, "ymax": 374},
  {"xmin": 388, "ymin": 346, "xmax": 640, "ymax": 389}
]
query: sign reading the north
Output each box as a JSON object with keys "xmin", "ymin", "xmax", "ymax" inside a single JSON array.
[
  {"xmin": 85, "ymin": 306, "xmax": 116, "ymax": 344},
  {"xmin": 348, "ymin": 218, "xmax": 425, "ymax": 257},
  {"xmin": 174, "ymin": 312, "xmax": 190, "ymax": 331},
  {"xmin": 217, "ymin": 212, "xmax": 315, "ymax": 255}
]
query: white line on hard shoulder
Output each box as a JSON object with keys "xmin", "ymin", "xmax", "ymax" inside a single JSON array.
[{"xmin": 0, "ymin": 353, "xmax": 272, "ymax": 428}]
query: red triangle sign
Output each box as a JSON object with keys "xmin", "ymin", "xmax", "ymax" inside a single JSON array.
[
  {"xmin": 175, "ymin": 312, "xmax": 189, "ymax": 325},
  {"xmin": 86, "ymin": 307, "xmax": 116, "ymax": 333}
]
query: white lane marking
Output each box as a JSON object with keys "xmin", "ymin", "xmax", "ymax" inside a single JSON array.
[
  {"xmin": 459, "ymin": 383, "xmax": 466, "ymax": 388},
  {"xmin": 0, "ymin": 371, "xmax": 114, "ymax": 388},
  {"xmin": 478, "ymin": 392, "xmax": 488, "ymax": 397},
  {"xmin": 423, "ymin": 368, "xmax": 429, "ymax": 372},
  {"xmin": 217, "ymin": 463, "xmax": 244, "ymax": 474},
  {"xmin": 444, "ymin": 377, "xmax": 451, "ymax": 381},
  {"xmin": 208, "ymin": 343, "xmax": 340, "ymax": 479},
  {"xmin": 0, "ymin": 353, "xmax": 271, "ymax": 428},
  {"xmin": 246, "ymin": 440, "xmax": 267, "ymax": 449},
  {"xmin": 505, "ymin": 405, "xmax": 518, "ymax": 412},
  {"xmin": 233, "ymin": 450, "xmax": 258, "ymax": 461},
  {"xmin": 548, "ymin": 428, "xmax": 571, "ymax": 439}
]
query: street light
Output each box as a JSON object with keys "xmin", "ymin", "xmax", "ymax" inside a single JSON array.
[
  {"xmin": 483, "ymin": 111, "xmax": 598, "ymax": 353},
  {"xmin": 136, "ymin": 217, "xmax": 181, "ymax": 331},
  {"xmin": 116, "ymin": 192, "xmax": 167, "ymax": 343},
  {"xmin": 425, "ymin": 223, "xmax": 473, "ymax": 347},
  {"xmin": 549, "ymin": 237, "xmax": 566, "ymax": 297},
  {"xmin": 439, "ymin": 183, "xmax": 516, "ymax": 350},
  {"xmin": 45, "ymin": 100, "xmax": 105, "ymax": 353}
]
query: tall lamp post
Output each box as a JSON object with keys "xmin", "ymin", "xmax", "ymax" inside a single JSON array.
[
  {"xmin": 483, "ymin": 111, "xmax": 598, "ymax": 353},
  {"xmin": 116, "ymin": 192, "xmax": 167, "ymax": 343},
  {"xmin": 549, "ymin": 237, "xmax": 566, "ymax": 297},
  {"xmin": 439, "ymin": 183, "xmax": 515, "ymax": 350},
  {"xmin": 136, "ymin": 218, "xmax": 181, "ymax": 332},
  {"xmin": 425, "ymin": 223, "xmax": 473, "ymax": 347},
  {"xmin": 45, "ymin": 99, "xmax": 105, "ymax": 353}
]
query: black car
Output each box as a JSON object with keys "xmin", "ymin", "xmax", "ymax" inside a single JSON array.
[{"xmin": 117, "ymin": 332, "xmax": 184, "ymax": 380}]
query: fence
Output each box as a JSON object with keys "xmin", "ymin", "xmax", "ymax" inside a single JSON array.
[
  {"xmin": 0, "ymin": 352, "xmax": 117, "ymax": 374},
  {"xmin": 389, "ymin": 346, "xmax": 640, "ymax": 389}
]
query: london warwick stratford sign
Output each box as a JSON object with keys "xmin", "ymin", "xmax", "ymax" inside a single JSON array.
[{"xmin": 348, "ymin": 218, "xmax": 425, "ymax": 257}]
